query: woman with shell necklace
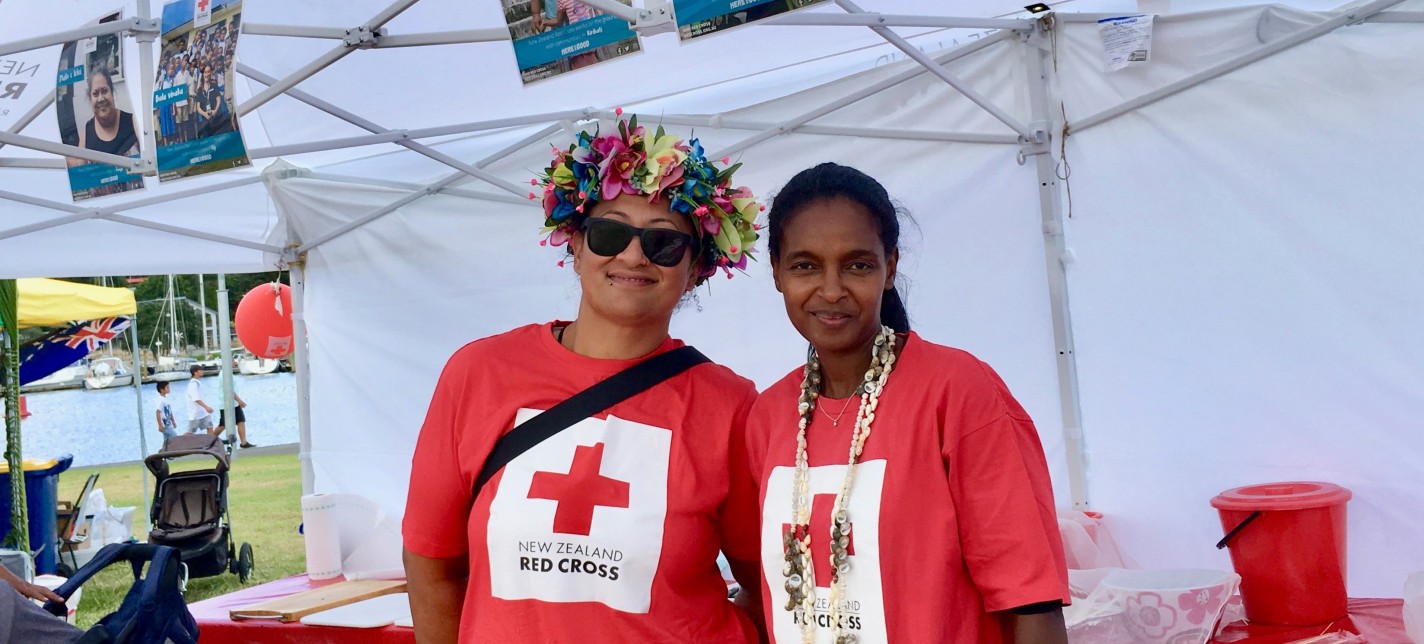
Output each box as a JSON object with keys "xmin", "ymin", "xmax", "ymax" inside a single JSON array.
[{"xmin": 744, "ymin": 163, "xmax": 1070, "ymax": 644}]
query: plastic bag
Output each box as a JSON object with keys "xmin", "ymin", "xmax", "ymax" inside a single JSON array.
[
  {"xmin": 84, "ymin": 489, "xmax": 134, "ymax": 547},
  {"xmin": 1406, "ymin": 570, "xmax": 1424, "ymax": 643},
  {"xmin": 1060, "ymin": 511, "xmax": 1133, "ymax": 570},
  {"xmin": 1065, "ymin": 568, "xmax": 1239, "ymax": 644}
]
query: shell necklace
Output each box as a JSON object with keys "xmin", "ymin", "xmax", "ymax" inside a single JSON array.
[{"xmin": 783, "ymin": 325, "xmax": 898, "ymax": 644}]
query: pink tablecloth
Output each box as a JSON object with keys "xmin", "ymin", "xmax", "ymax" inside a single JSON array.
[
  {"xmin": 187, "ymin": 574, "xmax": 415, "ymax": 644},
  {"xmin": 190, "ymin": 577, "xmax": 1408, "ymax": 644},
  {"xmin": 1213, "ymin": 598, "xmax": 1408, "ymax": 643}
]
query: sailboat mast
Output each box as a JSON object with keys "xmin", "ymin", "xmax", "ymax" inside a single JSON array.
[
  {"xmin": 198, "ymin": 274, "xmax": 210, "ymax": 355},
  {"xmin": 167, "ymin": 275, "xmax": 178, "ymax": 355}
]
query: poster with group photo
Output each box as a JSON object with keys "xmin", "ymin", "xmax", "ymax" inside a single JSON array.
[
  {"xmin": 674, "ymin": 0, "xmax": 829, "ymax": 41},
  {"xmin": 502, "ymin": 0, "xmax": 642, "ymax": 84},
  {"xmin": 56, "ymin": 10, "xmax": 146, "ymax": 202},
  {"xmin": 153, "ymin": 0, "xmax": 250, "ymax": 183}
]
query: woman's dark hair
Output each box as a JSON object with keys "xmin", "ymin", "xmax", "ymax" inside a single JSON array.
[
  {"xmin": 767, "ymin": 162, "xmax": 910, "ymax": 332},
  {"xmin": 89, "ymin": 67, "xmax": 115, "ymax": 93}
]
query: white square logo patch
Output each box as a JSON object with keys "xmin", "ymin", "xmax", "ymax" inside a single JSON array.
[
  {"xmin": 487, "ymin": 410, "xmax": 670, "ymax": 613},
  {"xmin": 762, "ymin": 461, "xmax": 888, "ymax": 644}
]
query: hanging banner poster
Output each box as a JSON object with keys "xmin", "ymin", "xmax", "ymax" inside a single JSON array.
[
  {"xmin": 56, "ymin": 10, "xmax": 146, "ymax": 202},
  {"xmin": 502, "ymin": 0, "xmax": 642, "ymax": 84},
  {"xmin": 153, "ymin": 0, "xmax": 250, "ymax": 183},
  {"xmin": 674, "ymin": 0, "xmax": 829, "ymax": 41}
]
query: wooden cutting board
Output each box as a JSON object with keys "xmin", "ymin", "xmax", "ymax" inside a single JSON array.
[{"xmin": 229, "ymin": 580, "xmax": 407, "ymax": 622}]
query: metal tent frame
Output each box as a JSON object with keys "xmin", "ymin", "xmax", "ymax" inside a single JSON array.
[{"xmin": 0, "ymin": 0, "xmax": 1416, "ymax": 507}]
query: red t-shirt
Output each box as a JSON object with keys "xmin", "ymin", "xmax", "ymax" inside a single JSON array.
[
  {"xmin": 403, "ymin": 322, "xmax": 760, "ymax": 643},
  {"xmin": 735, "ymin": 332, "xmax": 1070, "ymax": 643}
]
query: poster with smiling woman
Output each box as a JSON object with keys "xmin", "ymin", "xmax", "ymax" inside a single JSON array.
[{"xmin": 55, "ymin": 10, "xmax": 146, "ymax": 202}]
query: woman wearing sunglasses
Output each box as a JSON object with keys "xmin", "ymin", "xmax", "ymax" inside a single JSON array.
[
  {"xmin": 403, "ymin": 116, "xmax": 767, "ymax": 643},
  {"xmin": 745, "ymin": 163, "xmax": 1070, "ymax": 644}
]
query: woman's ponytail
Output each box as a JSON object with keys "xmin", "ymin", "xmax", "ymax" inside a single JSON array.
[{"xmin": 880, "ymin": 285, "xmax": 910, "ymax": 333}]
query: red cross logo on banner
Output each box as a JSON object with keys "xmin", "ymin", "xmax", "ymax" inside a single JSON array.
[
  {"xmin": 58, "ymin": 317, "xmax": 130, "ymax": 352},
  {"xmin": 527, "ymin": 443, "xmax": 630, "ymax": 536},
  {"xmin": 197, "ymin": 0, "xmax": 210, "ymax": 11},
  {"xmin": 784, "ymin": 494, "xmax": 856, "ymax": 588}
]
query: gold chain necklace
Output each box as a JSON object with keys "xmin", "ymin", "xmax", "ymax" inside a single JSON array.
[
  {"xmin": 783, "ymin": 326, "xmax": 898, "ymax": 644},
  {"xmin": 816, "ymin": 395, "xmax": 857, "ymax": 427}
]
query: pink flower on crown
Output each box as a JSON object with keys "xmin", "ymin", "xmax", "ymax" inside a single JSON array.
[
  {"xmin": 590, "ymin": 133, "xmax": 623, "ymax": 160},
  {"xmin": 596, "ymin": 136, "xmax": 645, "ymax": 200}
]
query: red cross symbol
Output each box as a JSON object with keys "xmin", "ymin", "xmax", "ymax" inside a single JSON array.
[
  {"xmin": 197, "ymin": 0, "xmax": 210, "ymax": 12},
  {"xmin": 527, "ymin": 443, "xmax": 630, "ymax": 536},
  {"xmin": 784, "ymin": 494, "xmax": 856, "ymax": 588}
]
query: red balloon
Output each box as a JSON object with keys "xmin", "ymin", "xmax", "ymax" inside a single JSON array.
[{"xmin": 235, "ymin": 283, "xmax": 294, "ymax": 359}]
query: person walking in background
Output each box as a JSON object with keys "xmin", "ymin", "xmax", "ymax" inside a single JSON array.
[
  {"xmin": 214, "ymin": 379, "xmax": 255, "ymax": 449},
  {"xmin": 185, "ymin": 364, "xmax": 215, "ymax": 435},
  {"xmin": 154, "ymin": 380, "xmax": 178, "ymax": 448}
]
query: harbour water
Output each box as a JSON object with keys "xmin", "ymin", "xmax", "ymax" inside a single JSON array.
[{"xmin": 7, "ymin": 373, "xmax": 298, "ymax": 467}]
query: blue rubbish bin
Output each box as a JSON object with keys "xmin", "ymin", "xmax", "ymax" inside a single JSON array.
[{"xmin": 0, "ymin": 454, "xmax": 73, "ymax": 575}]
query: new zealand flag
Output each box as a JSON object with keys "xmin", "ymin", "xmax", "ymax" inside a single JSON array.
[{"xmin": 18, "ymin": 317, "xmax": 132, "ymax": 385}]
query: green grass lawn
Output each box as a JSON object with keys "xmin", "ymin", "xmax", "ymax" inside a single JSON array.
[{"xmin": 55, "ymin": 452, "xmax": 307, "ymax": 629}]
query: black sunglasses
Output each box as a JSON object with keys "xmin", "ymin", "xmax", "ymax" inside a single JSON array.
[{"xmin": 582, "ymin": 217, "xmax": 695, "ymax": 268}]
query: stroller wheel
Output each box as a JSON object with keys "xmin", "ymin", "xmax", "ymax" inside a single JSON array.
[{"xmin": 237, "ymin": 542, "xmax": 254, "ymax": 583}]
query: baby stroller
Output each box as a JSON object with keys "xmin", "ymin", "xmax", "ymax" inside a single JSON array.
[{"xmin": 144, "ymin": 433, "xmax": 254, "ymax": 582}]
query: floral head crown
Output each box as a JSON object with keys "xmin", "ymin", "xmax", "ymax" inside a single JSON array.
[{"xmin": 532, "ymin": 111, "xmax": 762, "ymax": 283}]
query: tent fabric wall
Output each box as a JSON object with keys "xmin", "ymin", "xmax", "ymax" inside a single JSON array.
[
  {"xmin": 275, "ymin": 119, "xmax": 1065, "ymax": 521},
  {"xmin": 1054, "ymin": 8, "xmax": 1424, "ymax": 596}
]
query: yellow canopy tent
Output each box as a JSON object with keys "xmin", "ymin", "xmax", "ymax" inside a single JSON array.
[{"xmin": 0, "ymin": 278, "xmax": 137, "ymax": 329}]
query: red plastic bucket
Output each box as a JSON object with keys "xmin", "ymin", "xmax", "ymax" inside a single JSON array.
[{"xmin": 1211, "ymin": 482, "xmax": 1352, "ymax": 626}]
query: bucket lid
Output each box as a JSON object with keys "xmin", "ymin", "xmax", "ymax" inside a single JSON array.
[
  {"xmin": 1211, "ymin": 481, "xmax": 1352, "ymax": 512},
  {"xmin": 0, "ymin": 458, "xmax": 58, "ymax": 473}
]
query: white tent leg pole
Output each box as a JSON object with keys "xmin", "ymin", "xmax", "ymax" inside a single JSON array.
[
  {"xmin": 134, "ymin": 0, "xmax": 159, "ymax": 175},
  {"xmin": 217, "ymin": 275, "xmax": 235, "ymax": 452},
  {"xmin": 127, "ymin": 323, "xmax": 152, "ymax": 537},
  {"xmin": 834, "ymin": 0, "xmax": 1033, "ymax": 138},
  {"xmin": 1023, "ymin": 20, "xmax": 1089, "ymax": 510},
  {"xmin": 290, "ymin": 263, "xmax": 314, "ymax": 495}
]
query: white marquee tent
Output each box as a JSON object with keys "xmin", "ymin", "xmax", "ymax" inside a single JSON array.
[{"xmin": 0, "ymin": 0, "xmax": 1419, "ymax": 597}]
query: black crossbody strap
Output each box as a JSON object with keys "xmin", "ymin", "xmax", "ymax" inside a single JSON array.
[{"xmin": 471, "ymin": 345, "xmax": 709, "ymax": 500}]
